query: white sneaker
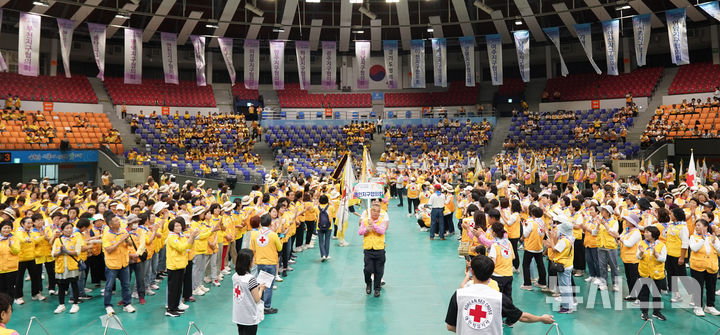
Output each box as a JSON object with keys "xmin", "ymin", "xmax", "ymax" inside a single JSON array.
[
  {"xmin": 150, "ymin": 284, "xmax": 160, "ymax": 290},
  {"xmin": 612, "ymin": 284, "xmax": 620, "ymax": 292},
  {"xmin": 105, "ymin": 306, "xmax": 115, "ymax": 315},
  {"xmin": 519, "ymin": 285, "xmax": 533, "ymax": 291},
  {"xmin": 420, "ymin": 227, "xmax": 428, "ymax": 232},
  {"xmin": 584, "ymin": 276, "xmax": 594, "ymax": 282},
  {"xmin": 69, "ymin": 304, "xmax": 79, "ymax": 314},
  {"xmin": 218, "ymin": 274, "xmax": 224, "ymax": 281},
  {"xmin": 145, "ymin": 289, "xmax": 156, "ymax": 296},
  {"xmin": 312, "ymin": 235, "xmax": 317, "ymax": 240},
  {"xmin": 212, "ymin": 280, "xmax": 221, "ymax": 287},
  {"xmin": 286, "ymin": 267, "xmax": 294, "ymax": 271},
  {"xmin": 203, "ymin": 276, "xmax": 212, "ymax": 283},
  {"xmin": 178, "ymin": 302, "xmax": 190, "ymax": 311},
  {"xmin": 131, "ymin": 291, "xmax": 139, "ymax": 299},
  {"xmin": 14, "ymin": 298, "xmax": 24, "ymax": 305},
  {"xmin": 48, "ymin": 289, "xmax": 56, "ymax": 296},
  {"xmin": 25, "ymin": 274, "xmax": 30, "ymax": 281},
  {"xmin": 200, "ymin": 285, "xmax": 210, "ymax": 292},
  {"xmin": 32, "ymin": 293, "xmax": 46, "ymax": 301},
  {"xmin": 307, "ymin": 243, "xmax": 315, "ymax": 249},
  {"xmin": 293, "ymin": 247, "xmax": 303, "ymax": 252},
  {"xmin": 192, "ymin": 287, "xmax": 205, "ymax": 296},
  {"xmin": 288, "ymin": 259, "xmax": 296, "ymax": 264},
  {"xmin": 84, "ymin": 288, "xmax": 93, "ymax": 293},
  {"xmin": 716, "ymin": 289, "xmax": 720, "ymax": 296},
  {"xmin": 326, "ymin": 256, "xmax": 332, "ymax": 260},
  {"xmin": 598, "ymin": 284, "xmax": 608, "ymax": 291},
  {"xmin": 53, "ymin": 304, "xmax": 66, "ymax": 314},
  {"xmin": 671, "ymin": 294, "xmax": 683, "ymax": 303},
  {"xmin": 695, "ymin": 307, "xmax": 706, "ymax": 316},
  {"xmin": 275, "ymin": 275, "xmax": 283, "ymax": 282},
  {"xmin": 221, "ymin": 269, "xmax": 232, "ymax": 275},
  {"xmin": 705, "ymin": 306, "xmax": 720, "ymax": 316},
  {"xmin": 593, "ymin": 278, "xmax": 603, "ymax": 285},
  {"xmin": 123, "ymin": 304, "xmax": 136, "ymax": 313}
]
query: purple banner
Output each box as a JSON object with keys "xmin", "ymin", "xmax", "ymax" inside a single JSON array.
[
  {"xmin": 0, "ymin": 10, "xmax": 7, "ymax": 72},
  {"xmin": 218, "ymin": 37, "xmax": 236, "ymax": 85},
  {"xmin": 355, "ymin": 40, "xmax": 371, "ymax": 89},
  {"xmin": 57, "ymin": 18, "xmax": 74, "ymax": 78},
  {"xmin": 123, "ymin": 28, "xmax": 142, "ymax": 84},
  {"xmin": 243, "ymin": 39, "xmax": 259, "ymax": 89},
  {"xmin": 321, "ymin": 41, "xmax": 336, "ymax": 90},
  {"xmin": 18, "ymin": 12, "xmax": 41, "ymax": 77},
  {"xmin": 295, "ymin": 41, "xmax": 311, "ymax": 90},
  {"xmin": 87, "ymin": 23, "xmax": 106, "ymax": 81},
  {"xmin": 269, "ymin": 40, "xmax": 285, "ymax": 90},
  {"xmin": 190, "ymin": 35, "xmax": 206, "ymax": 86},
  {"xmin": 160, "ymin": 32, "xmax": 178, "ymax": 84}
]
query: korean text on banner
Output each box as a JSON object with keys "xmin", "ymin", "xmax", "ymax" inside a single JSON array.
[
  {"xmin": 458, "ymin": 36, "xmax": 475, "ymax": 86},
  {"xmin": 190, "ymin": 35, "xmax": 206, "ymax": 86},
  {"xmin": 602, "ymin": 19, "xmax": 620, "ymax": 76},
  {"xmin": 632, "ymin": 14, "xmax": 651, "ymax": 67},
  {"xmin": 383, "ymin": 40, "xmax": 399, "ymax": 89},
  {"xmin": 410, "ymin": 39, "xmax": 426, "ymax": 88},
  {"xmin": 513, "ymin": 30, "xmax": 530, "ymax": 82},
  {"xmin": 123, "ymin": 28, "xmax": 142, "ymax": 84},
  {"xmin": 666, "ymin": 8, "xmax": 690, "ymax": 65},
  {"xmin": 57, "ymin": 18, "xmax": 75, "ymax": 78},
  {"xmin": 543, "ymin": 27, "xmax": 568, "ymax": 77},
  {"xmin": 485, "ymin": 34, "xmax": 503, "ymax": 86},
  {"xmin": 431, "ymin": 38, "xmax": 447, "ymax": 87},
  {"xmin": 355, "ymin": 40, "xmax": 371, "ymax": 89},
  {"xmin": 574, "ymin": 23, "xmax": 602, "ymax": 74},
  {"xmin": 244, "ymin": 39, "xmax": 260, "ymax": 89},
  {"xmin": 18, "ymin": 12, "xmax": 41, "ymax": 77},
  {"xmin": 160, "ymin": 32, "xmax": 179, "ymax": 84},
  {"xmin": 295, "ymin": 41, "xmax": 311, "ymax": 90},
  {"xmin": 321, "ymin": 41, "xmax": 336, "ymax": 90},
  {"xmin": 87, "ymin": 23, "xmax": 106, "ymax": 81},
  {"xmin": 269, "ymin": 40, "xmax": 286, "ymax": 90},
  {"xmin": 218, "ymin": 37, "xmax": 236, "ymax": 84}
]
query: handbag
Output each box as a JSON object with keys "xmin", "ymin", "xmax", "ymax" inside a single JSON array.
[
  {"xmin": 59, "ymin": 238, "xmax": 87, "ymax": 272},
  {"xmin": 548, "ymin": 260, "xmax": 565, "ymax": 273},
  {"xmin": 129, "ymin": 234, "xmax": 148, "ymax": 262},
  {"xmin": 458, "ymin": 241, "xmax": 470, "ymax": 256}
]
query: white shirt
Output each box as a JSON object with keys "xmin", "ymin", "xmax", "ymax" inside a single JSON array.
[{"xmin": 428, "ymin": 192, "xmax": 445, "ymax": 208}]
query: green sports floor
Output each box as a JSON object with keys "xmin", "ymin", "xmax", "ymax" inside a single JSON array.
[{"xmin": 11, "ymin": 198, "xmax": 720, "ymax": 334}]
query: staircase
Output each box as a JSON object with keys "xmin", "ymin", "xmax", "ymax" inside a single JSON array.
[
  {"xmin": 482, "ymin": 116, "xmax": 512, "ymax": 164},
  {"xmin": 259, "ymin": 88, "xmax": 280, "ymax": 109},
  {"xmin": 212, "ymin": 84, "xmax": 234, "ymax": 114},
  {"xmin": 88, "ymin": 78, "xmax": 135, "ymax": 154},
  {"xmin": 626, "ymin": 67, "xmax": 678, "ymax": 148}
]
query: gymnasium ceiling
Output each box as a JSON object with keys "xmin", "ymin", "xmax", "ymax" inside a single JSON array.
[{"xmin": 0, "ymin": 0, "xmax": 714, "ymax": 51}]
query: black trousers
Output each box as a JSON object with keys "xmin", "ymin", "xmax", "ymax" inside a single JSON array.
[
  {"xmin": 42, "ymin": 261, "xmax": 57, "ymax": 291},
  {"xmin": 363, "ymin": 249, "xmax": 386, "ymax": 291},
  {"xmin": 182, "ymin": 261, "xmax": 193, "ymax": 300},
  {"xmin": 167, "ymin": 268, "xmax": 184, "ymax": 311},
  {"xmin": 0, "ymin": 271, "xmax": 16, "ymax": 298},
  {"xmin": 88, "ymin": 254, "xmax": 105, "ymax": 284},
  {"xmin": 623, "ymin": 262, "xmax": 640, "ymax": 298},
  {"xmin": 57, "ymin": 277, "xmax": 79, "ymax": 305},
  {"xmin": 491, "ymin": 275, "xmax": 513, "ymax": 301},
  {"xmin": 304, "ymin": 221, "xmax": 316, "ymax": 245},
  {"xmin": 443, "ymin": 214, "xmax": 454, "ymax": 234},
  {"xmin": 664, "ymin": 255, "xmax": 687, "ymax": 293},
  {"xmin": 237, "ymin": 324, "xmax": 258, "ymax": 335},
  {"xmin": 295, "ymin": 222, "xmax": 306, "ymax": 248},
  {"xmin": 16, "ymin": 260, "xmax": 41, "ymax": 298},
  {"xmin": 396, "ymin": 188, "xmax": 404, "ymax": 206},
  {"xmin": 509, "ymin": 238, "xmax": 520, "ymax": 269},
  {"xmin": 280, "ymin": 242, "xmax": 290, "ymax": 269},
  {"xmin": 389, "ymin": 184, "xmax": 397, "ymax": 197},
  {"xmin": 407, "ymin": 198, "xmax": 420, "ymax": 214},
  {"xmin": 691, "ymin": 269, "xmax": 717, "ymax": 307},
  {"xmin": 638, "ymin": 278, "xmax": 666, "ymax": 314},
  {"xmin": 522, "ymin": 252, "xmax": 547, "ymax": 286},
  {"xmin": 573, "ymin": 237, "xmax": 586, "ymax": 270}
]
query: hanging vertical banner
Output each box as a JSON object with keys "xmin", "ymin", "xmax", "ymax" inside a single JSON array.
[
  {"xmin": 321, "ymin": 41, "xmax": 336, "ymax": 90},
  {"xmin": 513, "ymin": 30, "xmax": 530, "ymax": 83},
  {"xmin": 190, "ymin": 35, "xmax": 206, "ymax": 86},
  {"xmin": 700, "ymin": 1, "xmax": 720, "ymax": 21},
  {"xmin": 666, "ymin": 8, "xmax": 690, "ymax": 65},
  {"xmin": 123, "ymin": 28, "xmax": 142, "ymax": 84},
  {"xmin": 295, "ymin": 41, "xmax": 311, "ymax": 90},
  {"xmin": 410, "ymin": 39, "xmax": 426, "ymax": 88},
  {"xmin": 574, "ymin": 23, "xmax": 602, "ymax": 74},
  {"xmin": 543, "ymin": 27, "xmax": 568, "ymax": 77},
  {"xmin": 431, "ymin": 38, "xmax": 447, "ymax": 87},
  {"xmin": 602, "ymin": 19, "xmax": 620, "ymax": 76},
  {"xmin": 486, "ymin": 34, "xmax": 503, "ymax": 86},
  {"xmin": 269, "ymin": 40, "xmax": 285, "ymax": 90},
  {"xmin": 87, "ymin": 23, "xmax": 106, "ymax": 81},
  {"xmin": 218, "ymin": 37, "xmax": 236, "ymax": 85},
  {"xmin": 632, "ymin": 14, "xmax": 651, "ymax": 67},
  {"xmin": 355, "ymin": 40, "xmax": 371, "ymax": 89},
  {"xmin": 0, "ymin": 10, "xmax": 6, "ymax": 72},
  {"xmin": 18, "ymin": 12, "xmax": 41, "ymax": 77},
  {"xmin": 56, "ymin": 18, "xmax": 74, "ymax": 78},
  {"xmin": 458, "ymin": 37, "xmax": 475, "ymax": 87},
  {"xmin": 383, "ymin": 40, "xmax": 399, "ymax": 89},
  {"xmin": 160, "ymin": 32, "xmax": 178, "ymax": 84},
  {"xmin": 243, "ymin": 39, "xmax": 259, "ymax": 89}
]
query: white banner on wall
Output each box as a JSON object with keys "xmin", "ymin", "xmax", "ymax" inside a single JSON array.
[
  {"xmin": 18, "ymin": 12, "xmax": 41, "ymax": 77},
  {"xmin": 0, "ymin": 10, "xmax": 6, "ymax": 72},
  {"xmin": 295, "ymin": 41, "xmax": 311, "ymax": 90},
  {"xmin": 57, "ymin": 18, "xmax": 74, "ymax": 78},
  {"xmin": 243, "ymin": 39, "xmax": 259, "ymax": 89},
  {"xmin": 486, "ymin": 34, "xmax": 503, "ymax": 86},
  {"xmin": 160, "ymin": 32, "xmax": 178, "ymax": 84},
  {"xmin": 190, "ymin": 35, "xmax": 206, "ymax": 86},
  {"xmin": 458, "ymin": 36, "xmax": 475, "ymax": 87},
  {"xmin": 632, "ymin": 14, "xmax": 651, "ymax": 67},
  {"xmin": 87, "ymin": 23, "xmax": 106, "ymax": 81},
  {"xmin": 574, "ymin": 23, "xmax": 602, "ymax": 75},
  {"xmin": 218, "ymin": 37, "xmax": 236, "ymax": 85},
  {"xmin": 269, "ymin": 40, "xmax": 285, "ymax": 90},
  {"xmin": 513, "ymin": 30, "xmax": 530, "ymax": 82},
  {"xmin": 355, "ymin": 40, "xmax": 371, "ymax": 90},
  {"xmin": 699, "ymin": 1, "xmax": 720, "ymax": 21},
  {"xmin": 431, "ymin": 38, "xmax": 447, "ymax": 87},
  {"xmin": 123, "ymin": 28, "xmax": 142, "ymax": 84},
  {"xmin": 602, "ymin": 19, "xmax": 620, "ymax": 76},
  {"xmin": 410, "ymin": 39, "xmax": 426, "ymax": 88},
  {"xmin": 321, "ymin": 41, "xmax": 336, "ymax": 90},
  {"xmin": 543, "ymin": 27, "xmax": 568, "ymax": 77},
  {"xmin": 383, "ymin": 40, "xmax": 399, "ymax": 89},
  {"xmin": 666, "ymin": 8, "xmax": 690, "ymax": 65}
]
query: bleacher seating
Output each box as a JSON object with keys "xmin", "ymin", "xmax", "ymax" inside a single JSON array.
[
  {"xmin": 277, "ymin": 83, "xmax": 371, "ymax": 108},
  {"xmin": 642, "ymin": 105, "xmax": 720, "ymax": 145},
  {"xmin": 384, "ymin": 82, "xmax": 478, "ymax": 107},
  {"xmin": 384, "ymin": 121, "xmax": 492, "ymax": 155},
  {"xmin": 507, "ymin": 109, "xmax": 639, "ymax": 161},
  {"xmin": 0, "ymin": 72, "xmax": 97, "ymax": 104},
  {"xmin": 543, "ymin": 68, "xmax": 662, "ymax": 101},
  {"xmin": 0, "ymin": 111, "xmax": 118, "ymax": 153},
  {"xmin": 105, "ymin": 78, "xmax": 216, "ymax": 107},
  {"xmin": 497, "ymin": 78, "xmax": 527, "ymax": 96},
  {"xmin": 231, "ymin": 83, "xmax": 260, "ymax": 100},
  {"xmin": 668, "ymin": 63, "xmax": 720, "ymax": 95}
]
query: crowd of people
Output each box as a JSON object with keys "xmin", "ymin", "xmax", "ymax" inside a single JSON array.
[{"xmin": 642, "ymin": 98, "xmax": 720, "ymax": 147}]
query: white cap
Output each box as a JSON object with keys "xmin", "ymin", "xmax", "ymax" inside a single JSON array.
[{"xmin": 116, "ymin": 203, "xmax": 126, "ymax": 211}]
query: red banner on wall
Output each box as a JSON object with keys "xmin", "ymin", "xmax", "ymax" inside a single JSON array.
[
  {"xmin": 161, "ymin": 106, "xmax": 170, "ymax": 115},
  {"xmin": 43, "ymin": 102, "xmax": 53, "ymax": 112},
  {"xmin": 591, "ymin": 100, "xmax": 600, "ymax": 109}
]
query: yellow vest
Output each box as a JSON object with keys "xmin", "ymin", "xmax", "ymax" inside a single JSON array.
[
  {"xmin": 0, "ymin": 236, "xmax": 20, "ymax": 273},
  {"xmin": 491, "ymin": 239, "xmax": 514, "ymax": 276},
  {"xmin": 504, "ymin": 210, "xmax": 521, "ymax": 239},
  {"xmin": 524, "ymin": 219, "xmax": 545, "ymax": 252},
  {"xmin": 689, "ymin": 234, "xmax": 719, "ymax": 273},
  {"xmin": 620, "ymin": 228, "xmax": 640, "ymax": 264},
  {"xmin": 407, "ymin": 184, "xmax": 420, "ymax": 199},
  {"xmin": 361, "ymin": 212, "xmax": 388, "ymax": 250},
  {"xmin": 598, "ymin": 218, "xmax": 618, "ymax": 249},
  {"xmin": 166, "ymin": 233, "xmax": 191, "ymax": 270},
  {"xmin": 551, "ymin": 236, "xmax": 574, "ymax": 268},
  {"xmin": 53, "ymin": 234, "xmax": 82, "ymax": 274},
  {"xmin": 15, "ymin": 229, "xmax": 35, "ymax": 262},
  {"xmin": 638, "ymin": 240, "xmax": 666, "ymax": 280},
  {"xmin": 665, "ymin": 222, "xmax": 686, "ymax": 257}
]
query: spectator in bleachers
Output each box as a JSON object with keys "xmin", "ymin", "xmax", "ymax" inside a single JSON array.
[
  {"xmin": 12, "ymin": 96, "xmax": 20, "ymax": 111},
  {"xmin": 120, "ymin": 102, "xmax": 127, "ymax": 119}
]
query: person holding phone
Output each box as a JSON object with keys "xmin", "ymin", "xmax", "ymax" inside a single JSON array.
[{"xmin": 51, "ymin": 221, "xmax": 83, "ymax": 314}]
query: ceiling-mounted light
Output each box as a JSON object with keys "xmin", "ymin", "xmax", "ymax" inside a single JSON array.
[
  {"xmin": 306, "ymin": 0, "xmax": 320, "ymax": 3},
  {"xmin": 352, "ymin": 30, "xmax": 364, "ymax": 34},
  {"xmin": 115, "ymin": 10, "xmax": 130, "ymax": 20},
  {"xmin": 32, "ymin": 0, "xmax": 49, "ymax": 7},
  {"xmin": 245, "ymin": 3, "xmax": 264, "ymax": 16},
  {"xmin": 358, "ymin": 6, "xmax": 377, "ymax": 20},
  {"xmin": 514, "ymin": 20, "xmax": 522, "ymax": 26},
  {"xmin": 473, "ymin": 0, "xmax": 494, "ymax": 15},
  {"xmin": 273, "ymin": 28, "xmax": 285, "ymax": 33},
  {"xmin": 349, "ymin": 0, "xmax": 363, "ymax": 3},
  {"xmin": 385, "ymin": 0, "xmax": 399, "ymax": 3},
  {"xmin": 427, "ymin": 28, "xmax": 434, "ymax": 32},
  {"xmin": 205, "ymin": 23, "xmax": 219, "ymax": 29},
  {"xmin": 615, "ymin": 5, "xmax": 631, "ymax": 10}
]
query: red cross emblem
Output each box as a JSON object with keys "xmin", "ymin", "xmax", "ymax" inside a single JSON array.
[
  {"xmin": 234, "ymin": 285, "xmax": 242, "ymax": 299},
  {"xmin": 259, "ymin": 236, "xmax": 266, "ymax": 244},
  {"xmin": 503, "ymin": 249, "xmax": 510, "ymax": 256},
  {"xmin": 469, "ymin": 304, "xmax": 487, "ymax": 322}
]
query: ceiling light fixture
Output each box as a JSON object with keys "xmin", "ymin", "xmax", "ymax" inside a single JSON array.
[
  {"xmin": 352, "ymin": 30, "xmax": 364, "ymax": 34},
  {"xmin": 32, "ymin": 0, "xmax": 49, "ymax": 7},
  {"xmin": 427, "ymin": 28, "xmax": 434, "ymax": 32},
  {"xmin": 349, "ymin": 0, "xmax": 363, "ymax": 3},
  {"xmin": 615, "ymin": 5, "xmax": 631, "ymax": 10},
  {"xmin": 306, "ymin": 0, "xmax": 320, "ymax": 3},
  {"xmin": 473, "ymin": 0, "xmax": 494, "ymax": 15},
  {"xmin": 358, "ymin": 6, "xmax": 377, "ymax": 20},
  {"xmin": 386, "ymin": 0, "xmax": 399, "ymax": 3},
  {"xmin": 205, "ymin": 23, "xmax": 219, "ymax": 29},
  {"xmin": 273, "ymin": 28, "xmax": 285, "ymax": 33},
  {"xmin": 514, "ymin": 20, "xmax": 522, "ymax": 26},
  {"xmin": 245, "ymin": 3, "xmax": 264, "ymax": 17},
  {"xmin": 115, "ymin": 10, "xmax": 130, "ymax": 20}
]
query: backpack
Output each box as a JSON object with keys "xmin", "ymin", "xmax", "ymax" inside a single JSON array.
[{"xmin": 318, "ymin": 205, "xmax": 331, "ymax": 230}]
